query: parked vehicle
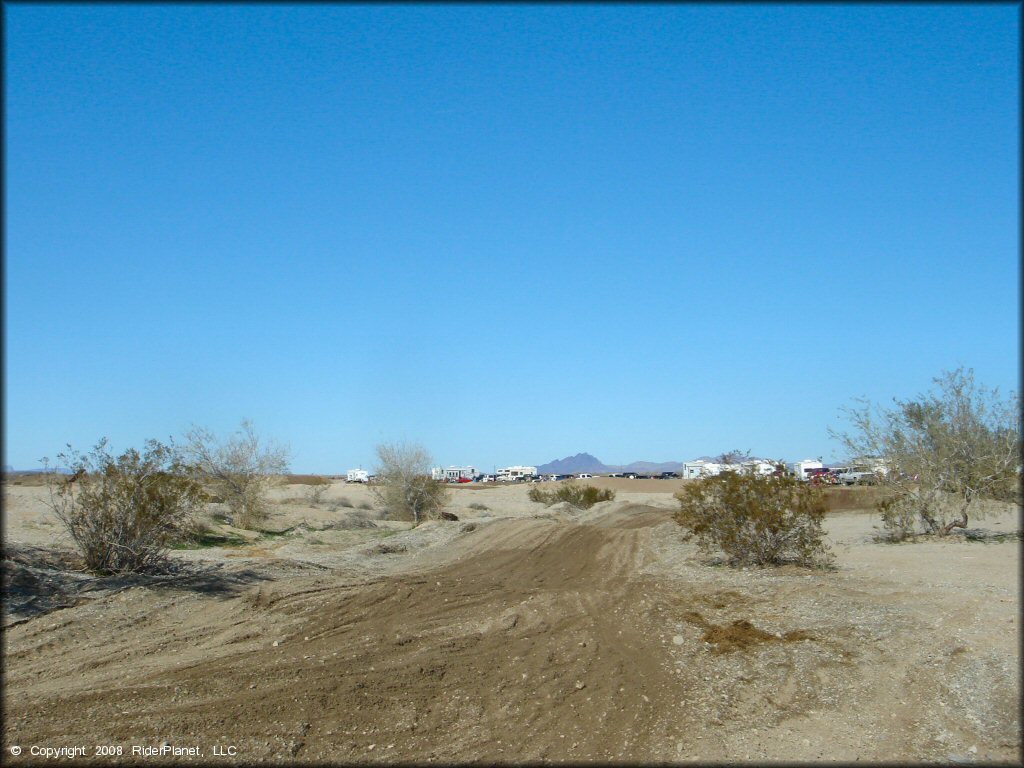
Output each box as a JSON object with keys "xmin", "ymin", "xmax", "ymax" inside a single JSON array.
[
  {"xmin": 577, "ymin": 473, "xmax": 594, "ymax": 479},
  {"xmin": 806, "ymin": 467, "xmax": 839, "ymax": 485},
  {"xmin": 837, "ymin": 468, "xmax": 878, "ymax": 485},
  {"xmin": 789, "ymin": 459, "xmax": 825, "ymax": 481},
  {"xmin": 497, "ymin": 466, "xmax": 538, "ymax": 482},
  {"xmin": 659, "ymin": 471, "xmax": 680, "ymax": 479},
  {"xmin": 346, "ymin": 469, "xmax": 369, "ymax": 484}
]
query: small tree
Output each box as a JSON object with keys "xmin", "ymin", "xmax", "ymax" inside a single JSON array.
[
  {"xmin": 372, "ymin": 442, "xmax": 449, "ymax": 526},
  {"xmin": 832, "ymin": 368, "xmax": 1021, "ymax": 540},
  {"xmin": 42, "ymin": 438, "xmax": 206, "ymax": 574},
  {"xmin": 674, "ymin": 472, "xmax": 832, "ymax": 568},
  {"xmin": 184, "ymin": 419, "xmax": 290, "ymax": 529}
]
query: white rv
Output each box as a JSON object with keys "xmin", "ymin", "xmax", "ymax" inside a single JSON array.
[
  {"xmin": 740, "ymin": 460, "xmax": 778, "ymax": 476},
  {"xmin": 681, "ymin": 461, "xmax": 743, "ymax": 479},
  {"xmin": 682, "ymin": 461, "xmax": 713, "ymax": 480},
  {"xmin": 685, "ymin": 459, "xmax": 773, "ymax": 479},
  {"xmin": 789, "ymin": 459, "xmax": 824, "ymax": 481},
  {"xmin": 346, "ymin": 469, "xmax": 369, "ymax": 484},
  {"xmin": 496, "ymin": 465, "xmax": 538, "ymax": 482},
  {"xmin": 431, "ymin": 466, "xmax": 478, "ymax": 483}
]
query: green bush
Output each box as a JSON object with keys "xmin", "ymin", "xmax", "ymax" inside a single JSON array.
[
  {"xmin": 528, "ymin": 481, "xmax": 615, "ymax": 509},
  {"xmin": 43, "ymin": 439, "xmax": 206, "ymax": 574},
  {"xmin": 674, "ymin": 473, "xmax": 832, "ymax": 568}
]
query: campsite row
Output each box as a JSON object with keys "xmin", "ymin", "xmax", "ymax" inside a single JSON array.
[{"xmin": 344, "ymin": 457, "xmax": 890, "ymax": 486}]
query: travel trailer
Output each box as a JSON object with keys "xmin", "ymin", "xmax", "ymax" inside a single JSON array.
[
  {"xmin": 789, "ymin": 459, "xmax": 825, "ymax": 481},
  {"xmin": 431, "ymin": 466, "xmax": 478, "ymax": 483}
]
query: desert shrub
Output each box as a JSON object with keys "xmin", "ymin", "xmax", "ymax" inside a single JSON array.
[
  {"xmin": 372, "ymin": 442, "xmax": 450, "ymax": 526},
  {"xmin": 339, "ymin": 516, "xmax": 378, "ymax": 530},
  {"xmin": 833, "ymin": 367, "xmax": 1021, "ymax": 540},
  {"xmin": 184, "ymin": 419, "xmax": 290, "ymax": 529},
  {"xmin": 304, "ymin": 477, "xmax": 330, "ymax": 505},
  {"xmin": 467, "ymin": 502, "xmax": 490, "ymax": 511},
  {"xmin": 529, "ymin": 481, "xmax": 615, "ymax": 509},
  {"xmin": 42, "ymin": 439, "xmax": 206, "ymax": 574},
  {"xmin": 873, "ymin": 494, "xmax": 925, "ymax": 542},
  {"xmin": 674, "ymin": 473, "xmax": 832, "ymax": 568}
]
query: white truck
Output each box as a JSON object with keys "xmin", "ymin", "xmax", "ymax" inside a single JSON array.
[
  {"xmin": 836, "ymin": 467, "xmax": 878, "ymax": 485},
  {"xmin": 345, "ymin": 469, "xmax": 369, "ymax": 484}
]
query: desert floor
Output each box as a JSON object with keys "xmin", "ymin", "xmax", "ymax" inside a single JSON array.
[{"xmin": 2, "ymin": 478, "xmax": 1021, "ymax": 764}]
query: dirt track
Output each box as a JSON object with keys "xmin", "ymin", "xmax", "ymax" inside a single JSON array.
[{"xmin": 3, "ymin": 483, "xmax": 1021, "ymax": 764}]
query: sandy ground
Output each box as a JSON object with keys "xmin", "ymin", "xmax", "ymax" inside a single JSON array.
[{"xmin": 2, "ymin": 478, "xmax": 1021, "ymax": 764}]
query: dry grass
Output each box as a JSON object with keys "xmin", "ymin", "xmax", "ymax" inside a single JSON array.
[
  {"xmin": 683, "ymin": 610, "xmax": 815, "ymax": 654},
  {"xmin": 3, "ymin": 472, "xmax": 53, "ymax": 487},
  {"xmin": 819, "ymin": 486, "xmax": 896, "ymax": 512},
  {"xmin": 283, "ymin": 474, "xmax": 331, "ymax": 486}
]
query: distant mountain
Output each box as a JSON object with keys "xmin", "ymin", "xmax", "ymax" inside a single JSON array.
[
  {"xmin": 536, "ymin": 453, "xmax": 610, "ymax": 475},
  {"xmin": 535, "ymin": 453, "xmax": 686, "ymax": 475}
]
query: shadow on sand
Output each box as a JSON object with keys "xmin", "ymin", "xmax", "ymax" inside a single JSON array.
[{"xmin": 2, "ymin": 543, "xmax": 281, "ymax": 626}]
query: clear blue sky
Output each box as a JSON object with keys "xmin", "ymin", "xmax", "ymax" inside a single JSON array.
[{"xmin": 5, "ymin": 4, "xmax": 1019, "ymax": 473}]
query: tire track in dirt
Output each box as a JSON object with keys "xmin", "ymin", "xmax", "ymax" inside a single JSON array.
[
  {"xmin": 7, "ymin": 501, "xmax": 1017, "ymax": 763},
  {"xmin": 6, "ymin": 505, "xmax": 708, "ymax": 762}
]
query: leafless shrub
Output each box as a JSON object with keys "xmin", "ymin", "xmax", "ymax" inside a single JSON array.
[
  {"xmin": 305, "ymin": 477, "xmax": 330, "ymax": 505},
  {"xmin": 184, "ymin": 420, "xmax": 290, "ymax": 530},
  {"xmin": 371, "ymin": 442, "xmax": 450, "ymax": 526}
]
